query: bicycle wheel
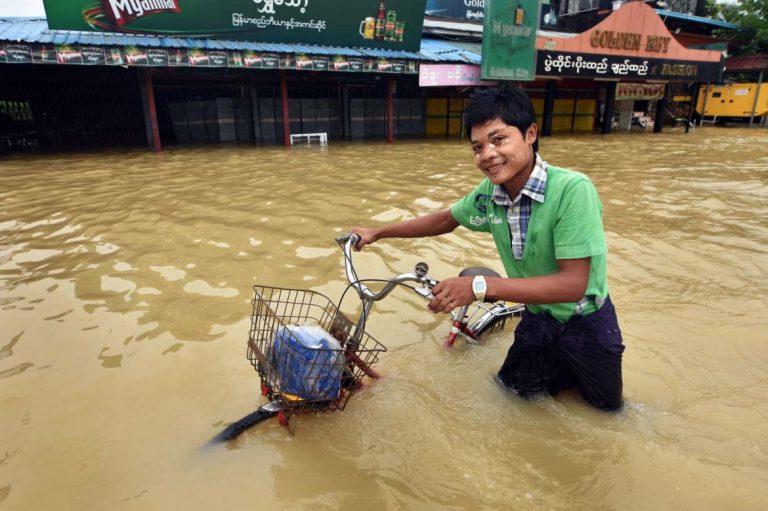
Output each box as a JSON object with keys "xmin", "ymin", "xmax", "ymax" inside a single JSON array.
[{"xmin": 210, "ymin": 406, "xmax": 279, "ymax": 443}]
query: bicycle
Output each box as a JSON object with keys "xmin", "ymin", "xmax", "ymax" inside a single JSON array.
[{"xmin": 211, "ymin": 233, "xmax": 524, "ymax": 442}]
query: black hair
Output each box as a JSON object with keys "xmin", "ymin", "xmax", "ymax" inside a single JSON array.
[{"xmin": 463, "ymin": 85, "xmax": 538, "ymax": 153}]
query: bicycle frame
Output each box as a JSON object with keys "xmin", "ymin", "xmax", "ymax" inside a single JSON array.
[
  {"xmin": 443, "ymin": 301, "xmax": 525, "ymax": 349},
  {"xmin": 335, "ymin": 232, "xmax": 437, "ymax": 353},
  {"xmin": 213, "ymin": 234, "xmax": 439, "ymax": 441},
  {"xmin": 213, "ymin": 234, "xmax": 522, "ymax": 441}
]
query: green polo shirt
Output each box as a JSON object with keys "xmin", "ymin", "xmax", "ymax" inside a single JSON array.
[{"xmin": 450, "ymin": 165, "xmax": 608, "ymax": 322}]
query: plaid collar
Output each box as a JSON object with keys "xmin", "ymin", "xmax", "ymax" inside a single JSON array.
[{"xmin": 492, "ymin": 154, "xmax": 548, "ymax": 205}]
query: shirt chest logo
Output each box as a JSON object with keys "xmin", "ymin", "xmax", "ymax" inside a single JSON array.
[{"xmin": 470, "ymin": 214, "xmax": 503, "ymax": 226}]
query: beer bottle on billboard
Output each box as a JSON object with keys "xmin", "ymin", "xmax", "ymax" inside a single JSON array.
[
  {"xmin": 375, "ymin": 2, "xmax": 386, "ymax": 41},
  {"xmin": 385, "ymin": 10, "xmax": 396, "ymax": 41},
  {"xmin": 395, "ymin": 21, "xmax": 404, "ymax": 42},
  {"xmin": 515, "ymin": 3, "xmax": 525, "ymax": 25}
]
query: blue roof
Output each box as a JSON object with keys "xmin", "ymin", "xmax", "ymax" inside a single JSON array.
[
  {"xmin": 0, "ymin": 17, "xmax": 479, "ymax": 63},
  {"xmin": 654, "ymin": 9, "xmax": 741, "ymax": 30}
]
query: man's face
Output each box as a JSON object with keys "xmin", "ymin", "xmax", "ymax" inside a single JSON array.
[{"xmin": 470, "ymin": 118, "xmax": 537, "ymax": 192}]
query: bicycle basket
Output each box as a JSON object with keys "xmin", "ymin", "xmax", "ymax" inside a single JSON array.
[{"xmin": 247, "ymin": 286, "xmax": 387, "ymax": 413}]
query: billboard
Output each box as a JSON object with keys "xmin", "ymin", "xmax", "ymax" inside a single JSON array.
[
  {"xmin": 42, "ymin": 0, "xmax": 427, "ymax": 52},
  {"xmin": 480, "ymin": 0, "xmax": 540, "ymax": 81},
  {"xmin": 427, "ymin": 0, "xmax": 558, "ymax": 30},
  {"xmin": 425, "ymin": 0, "xmax": 484, "ymax": 22}
]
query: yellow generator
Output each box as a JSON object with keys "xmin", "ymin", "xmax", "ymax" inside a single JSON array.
[{"xmin": 696, "ymin": 83, "xmax": 768, "ymax": 119}]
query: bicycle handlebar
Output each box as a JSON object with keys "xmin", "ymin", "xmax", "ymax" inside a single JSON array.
[{"xmin": 335, "ymin": 232, "xmax": 438, "ymax": 302}]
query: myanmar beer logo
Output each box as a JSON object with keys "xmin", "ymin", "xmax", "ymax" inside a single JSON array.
[{"xmin": 102, "ymin": 0, "xmax": 182, "ymax": 27}]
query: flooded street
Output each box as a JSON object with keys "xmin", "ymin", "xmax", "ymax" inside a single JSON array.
[{"xmin": 1, "ymin": 127, "xmax": 767, "ymax": 510}]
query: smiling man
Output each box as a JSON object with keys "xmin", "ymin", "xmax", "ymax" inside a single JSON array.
[{"xmin": 352, "ymin": 86, "xmax": 625, "ymax": 411}]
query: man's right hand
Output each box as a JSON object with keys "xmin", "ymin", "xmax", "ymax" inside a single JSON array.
[{"xmin": 349, "ymin": 227, "xmax": 379, "ymax": 251}]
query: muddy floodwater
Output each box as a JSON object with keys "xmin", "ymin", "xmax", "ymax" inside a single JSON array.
[{"xmin": 1, "ymin": 127, "xmax": 767, "ymax": 510}]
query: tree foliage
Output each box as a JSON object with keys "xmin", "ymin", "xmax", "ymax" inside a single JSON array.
[{"xmin": 707, "ymin": 0, "xmax": 768, "ymax": 56}]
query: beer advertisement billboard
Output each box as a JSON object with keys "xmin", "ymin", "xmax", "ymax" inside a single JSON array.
[
  {"xmin": 32, "ymin": 45, "xmax": 59, "ymax": 64},
  {"xmin": 124, "ymin": 46, "xmax": 149, "ymax": 65},
  {"xmin": 481, "ymin": 0, "xmax": 540, "ymax": 81},
  {"xmin": 6, "ymin": 41, "xmax": 419, "ymax": 75},
  {"xmin": 42, "ymin": 0, "xmax": 427, "ymax": 52},
  {"xmin": 188, "ymin": 49, "xmax": 210, "ymax": 67},
  {"xmin": 107, "ymin": 47, "xmax": 125, "ymax": 65},
  {"xmin": 56, "ymin": 45, "xmax": 84, "ymax": 64},
  {"xmin": 168, "ymin": 48, "xmax": 188, "ymax": 66}
]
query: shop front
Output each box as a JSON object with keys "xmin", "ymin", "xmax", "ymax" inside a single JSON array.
[
  {"xmin": 417, "ymin": 2, "xmax": 724, "ymax": 137},
  {"xmin": 535, "ymin": 2, "xmax": 723, "ymax": 134},
  {"xmin": 1, "ymin": 0, "xmax": 433, "ymax": 152}
]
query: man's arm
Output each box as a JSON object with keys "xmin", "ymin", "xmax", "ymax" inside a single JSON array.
[
  {"xmin": 351, "ymin": 209, "xmax": 460, "ymax": 250},
  {"xmin": 429, "ymin": 257, "xmax": 590, "ymax": 313}
]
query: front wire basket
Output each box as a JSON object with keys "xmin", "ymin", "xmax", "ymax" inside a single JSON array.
[{"xmin": 246, "ymin": 285, "xmax": 387, "ymax": 414}]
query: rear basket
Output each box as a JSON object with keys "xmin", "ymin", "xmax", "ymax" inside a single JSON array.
[{"xmin": 247, "ymin": 286, "xmax": 386, "ymax": 413}]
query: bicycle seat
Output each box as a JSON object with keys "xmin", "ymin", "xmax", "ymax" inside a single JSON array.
[{"xmin": 458, "ymin": 266, "xmax": 501, "ymax": 278}]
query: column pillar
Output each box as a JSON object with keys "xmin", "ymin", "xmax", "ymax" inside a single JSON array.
[
  {"xmin": 542, "ymin": 80, "xmax": 556, "ymax": 137},
  {"xmin": 601, "ymin": 82, "xmax": 616, "ymax": 134},
  {"xmin": 654, "ymin": 85, "xmax": 668, "ymax": 133},
  {"xmin": 280, "ymin": 71, "xmax": 291, "ymax": 149},
  {"xmin": 387, "ymin": 77, "xmax": 396, "ymax": 144},
  {"xmin": 139, "ymin": 68, "xmax": 161, "ymax": 152}
]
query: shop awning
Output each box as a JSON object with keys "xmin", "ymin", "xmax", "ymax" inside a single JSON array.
[{"xmin": 654, "ymin": 9, "xmax": 740, "ymax": 31}]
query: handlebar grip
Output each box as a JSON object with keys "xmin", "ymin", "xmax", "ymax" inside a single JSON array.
[{"xmin": 335, "ymin": 232, "xmax": 361, "ymax": 247}]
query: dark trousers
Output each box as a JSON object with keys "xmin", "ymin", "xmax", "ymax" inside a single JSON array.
[{"xmin": 497, "ymin": 296, "xmax": 625, "ymax": 411}]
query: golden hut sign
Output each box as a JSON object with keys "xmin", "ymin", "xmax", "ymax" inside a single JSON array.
[
  {"xmin": 535, "ymin": 2, "xmax": 723, "ymax": 82},
  {"xmin": 590, "ymin": 31, "xmax": 671, "ymax": 54}
]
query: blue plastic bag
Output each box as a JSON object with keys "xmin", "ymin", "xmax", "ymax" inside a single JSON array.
[{"xmin": 271, "ymin": 324, "xmax": 344, "ymax": 401}]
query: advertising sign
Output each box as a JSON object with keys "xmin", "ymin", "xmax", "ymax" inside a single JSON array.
[
  {"xmin": 540, "ymin": 4, "xmax": 558, "ymax": 29},
  {"xmin": 537, "ymin": 51, "xmax": 724, "ymax": 82},
  {"xmin": 42, "ymin": 0, "xmax": 427, "ymax": 52},
  {"xmin": 147, "ymin": 48, "xmax": 170, "ymax": 66},
  {"xmin": 3, "ymin": 40, "xmax": 420, "ymax": 75},
  {"xmin": 481, "ymin": 0, "xmax": 540, "ymax": 81},
  {"xmin": 56, "ymin": 44, "xmax": 84, "ymax": 64},
  {"xmin": 168, "ymin": 49, "xmax": 188, "ymax": 66},
  {"xmin": 5, "ymin": 44, "xmax": 33, "ymax": 64},
  {"xmin": 425, "ymin": 0, "xmax": 484, "ymax": 22},
  {"xmin": 124, "ymin": 46, "xmax": 149, "ymax": 65},
  {"xmin": 81, "ymin": 46, "xmax": 108, "ymax": 64},
  {"xmin": 426, "ymin": 1, "xmax": 557, "ymax": 29},
  {"xmin": 419, "ymin": 64, "xmax": 495, "ymax": 87},
  {"xmin": 32, "ymin": 45, "xmax": 59, "ymax": 64},
  {"xmin": 615, "ymin": 82, "xmax": 665, "ymax": 100}
]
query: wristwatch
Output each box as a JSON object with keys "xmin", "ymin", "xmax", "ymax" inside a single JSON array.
[{"xmin": 472, "ymin": 275, "xmax": 487, "ymax": 302}]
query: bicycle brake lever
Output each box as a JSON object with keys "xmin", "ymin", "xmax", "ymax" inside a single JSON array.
[
  {"xmin": 414, "ymin": 277, "xmax": 438, "ymax": 300},
  {"xmin": 414, "ymin": 286, "xmax": 433, "ymax": 300}
]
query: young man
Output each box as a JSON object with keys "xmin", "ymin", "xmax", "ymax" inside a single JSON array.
[{"xmin": 352, "ymin": 86, "xmax": 624, "ymax": 411}]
